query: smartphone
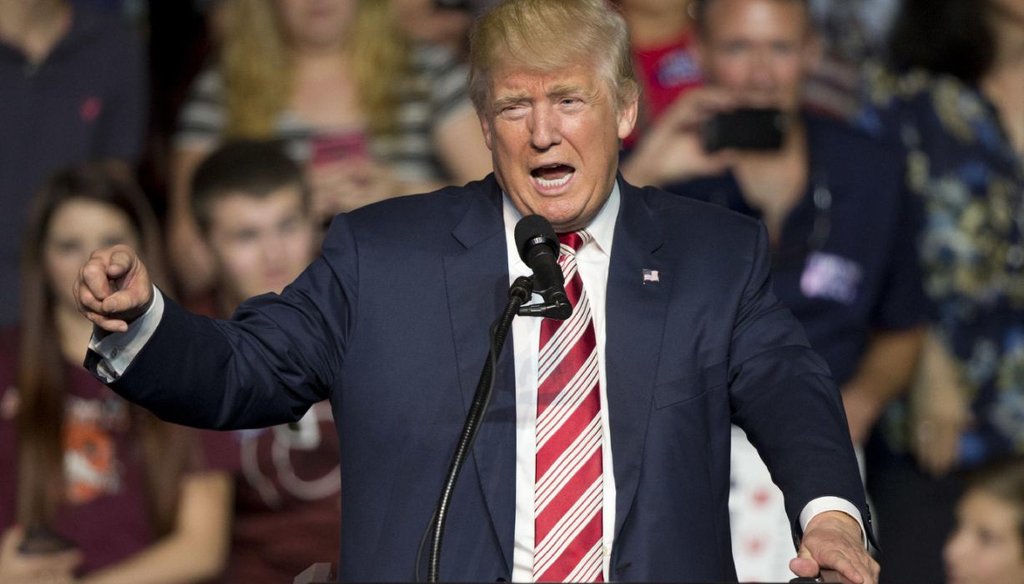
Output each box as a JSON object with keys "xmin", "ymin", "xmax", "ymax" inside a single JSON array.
[
  {"xmin": 310, "ymin": 132, "xmax": 370, "ymax": 167},
  {"xmin": 435, "ymin": 0, "xmax": 498, "ymax": 13},
  {"xmin": 701, "ymin": 108, "xmax": 788, "ymax": 152},
  {"xmin": 17, "ymin": 525, "xmax": 76, "ymax": 555},
  {"xmin": 434, "ymin": 0, "xmax": 471, "ymax": 10}
]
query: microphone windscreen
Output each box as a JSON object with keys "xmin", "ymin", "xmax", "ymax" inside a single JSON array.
[{"xmin": 514, "ymin": 215, "xmax": 558, "ymax": 263}]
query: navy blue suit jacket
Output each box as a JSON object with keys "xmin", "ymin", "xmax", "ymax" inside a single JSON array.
[{"xmin": 108, "ymin": 175, "xmax": 867, "ymax": 582}]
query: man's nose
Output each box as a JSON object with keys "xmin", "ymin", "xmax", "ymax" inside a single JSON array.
[
  {"xmin": 261, "ymin": 234, "xmax": 286, "ymax": 263},
  {"xmin": 747, "ymin": 50, "xmax": 777, "ymax": 89},
  {"xmin": 529, "ymin": 106, "xmax": 562, "ymax": 150}
]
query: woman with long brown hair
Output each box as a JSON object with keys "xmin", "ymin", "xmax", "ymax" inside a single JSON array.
[{"xmin": 0, "ymin": 162, "xmax": 232, "ymax": 583}]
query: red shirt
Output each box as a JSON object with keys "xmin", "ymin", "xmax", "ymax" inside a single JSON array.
[{"xmin": 627, "ymin": 30, "xmax": 704, "ymax": 148}]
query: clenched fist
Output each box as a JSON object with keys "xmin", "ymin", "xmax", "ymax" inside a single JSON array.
[{"xmin": 75, "ymin": 244, "xmax": 154, "ymax": 333}]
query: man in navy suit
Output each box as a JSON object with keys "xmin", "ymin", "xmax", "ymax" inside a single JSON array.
[{"xmin": 75, "ymin": 0, "xmax": 878, "ymax": 581}]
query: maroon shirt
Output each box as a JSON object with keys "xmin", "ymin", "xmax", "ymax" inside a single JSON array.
[
  {"xmin": 187, "ymin": 299, "xmax": 342, "ymax": 583},
  {"xmin": 219, "ymin": 402, "xmax": 341, "ymax": 583},
  {"xmin": 0, "ymin": 330, "xmax": 230, "ymax": 577}
]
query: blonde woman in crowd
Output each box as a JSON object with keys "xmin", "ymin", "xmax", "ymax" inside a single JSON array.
[{"xmin": 169, "ymin": 0, "xmax": 491, "ymax": 296}]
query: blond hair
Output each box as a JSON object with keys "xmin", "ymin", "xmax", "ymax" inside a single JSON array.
[
  {"xmin": 221, "ymin": 0, "xmax": 408, "ymax": 138},
  {"xmin": 468, "ymin": 0, "xmax": 639, "ymax": 114}
]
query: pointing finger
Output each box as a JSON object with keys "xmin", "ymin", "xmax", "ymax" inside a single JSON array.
[{"xmin": 107, "ymin": 248, "xmax": 136, "ymax": 280}]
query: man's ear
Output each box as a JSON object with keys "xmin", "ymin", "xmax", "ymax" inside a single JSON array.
[{"xmin": 617, "ymin": 92, "xmax": 639, "ymax": 141}]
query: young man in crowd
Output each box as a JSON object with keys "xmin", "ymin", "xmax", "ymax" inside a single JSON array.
[{"xmin": 190, "ymin": 141, "xmax": 340, "ymax": 583}]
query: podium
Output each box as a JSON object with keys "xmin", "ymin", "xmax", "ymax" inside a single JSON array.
[
  {"xmin": 292, "ymin": 564, "xmax": 842, "ymax": 584},
  {"xmin": 294, "ymin": 563, "xmax": 333, "ymax": 584}
]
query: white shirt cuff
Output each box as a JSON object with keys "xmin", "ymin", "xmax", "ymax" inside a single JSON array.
[
  {"xmin": 799, "ymin": 496, "xmax": 868, "ymax": 548},
  {"xmin": 88, "ymin": 285, "xmax": 165, "ymax": 382}
]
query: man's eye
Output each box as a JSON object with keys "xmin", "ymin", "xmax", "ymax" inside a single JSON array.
[
  {"xmin": 279, "ymin": 218, "xmax": 301, "ymax": 234},
  {"xmin": 772, "ymin": 43, "xmax": 797, "ymax": 55},
  {"xmin": 499, "ymin": 104, "xmax": 528, "ymax": 118},
  {"xmin": 232, "ymin": 230, "xmax": 259, "ymax": 243}
]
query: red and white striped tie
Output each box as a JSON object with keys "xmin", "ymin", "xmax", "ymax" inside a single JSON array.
[{"xmin": 534, "ymin": 230, "xmax": 604, "ymax": 582}]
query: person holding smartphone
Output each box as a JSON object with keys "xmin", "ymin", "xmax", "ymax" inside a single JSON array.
[{"xmin": 624, "ymin": 0, "xmax": 926, "ymax": 580}]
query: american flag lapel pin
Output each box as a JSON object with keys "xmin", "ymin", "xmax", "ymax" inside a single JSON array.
[{"xmin": 642, "ymin": 268, "xmax": 660, "ymax": 285}]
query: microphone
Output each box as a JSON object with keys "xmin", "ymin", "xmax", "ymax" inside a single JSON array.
[{"xmin": 514, "ymin": 215, "xmax": 572, "ymax": 320}]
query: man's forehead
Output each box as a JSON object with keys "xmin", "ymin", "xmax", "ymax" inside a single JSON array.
[
  {"xmin": 211, "ymin": 188, "xmax": 304, "ymax": 216},
  {"xmin": 489, "ymin": 64, "xmax": 601, "ymax": 97},
  {"xmin": 701, "ymin": 0, "xmax": 811, "ymax": 36}
]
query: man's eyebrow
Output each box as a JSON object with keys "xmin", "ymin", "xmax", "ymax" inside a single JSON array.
[
  {"xmin": 492, "ymin": 93, "xmax": 530, "ymax": 109},
  {"xmin": 548, "ymin": 84, "xmax": 598, "ymax": 100},
  {"xmin": 548, "ymin": 84, "xmax": 582, "ymax": 96}
]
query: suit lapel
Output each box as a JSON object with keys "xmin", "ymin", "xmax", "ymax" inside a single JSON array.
[
  {"xmin": 606, "ymin": 180, "xmax": 670, "ymax": 541},
  {"xmin": 443, "ymin": 179, "xmax": 517, "ymax": 572}
]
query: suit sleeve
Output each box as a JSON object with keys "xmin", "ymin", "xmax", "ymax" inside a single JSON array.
[
  {"xmin": 107, "ymin": 214, "xmax": 359, "ymax": 430},
  {"xmin": 727, "ymin": 224, "xmax": 870, "ymax": 538}
]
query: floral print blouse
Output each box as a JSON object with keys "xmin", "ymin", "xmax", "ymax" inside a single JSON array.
[{"xmin": 856, "ymin": 65, "xmax": 1024, "ymax": 466}]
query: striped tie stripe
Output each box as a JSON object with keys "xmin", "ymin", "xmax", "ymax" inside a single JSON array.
[
  {"xmin": 536, "ymin": 412, "xmax": 602, "ymax": 510},
  {"xmin": 536, "ymin": 353, "xmax": 599, "ymax": 447},
  {"xmin": 537, "ymin": 293, "xmax": 592, "ymax": 382}
]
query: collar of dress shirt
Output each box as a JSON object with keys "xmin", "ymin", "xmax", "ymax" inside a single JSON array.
[{"xmin": 501, "ymin": 180, "xmax": 620, "ymax": 265}]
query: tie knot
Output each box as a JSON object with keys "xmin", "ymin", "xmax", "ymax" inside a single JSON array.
[{"xmin": 557, "ymin": 230, "xmax": 592, "ymax": 255}]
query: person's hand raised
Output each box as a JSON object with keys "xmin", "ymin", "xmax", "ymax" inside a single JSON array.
[
  {"xmin": 75, "ymin": 244, "xmax": 153, "ymax": 333},
  {"xmin": 621, "ymin": 86, "xmax": 741, "ymax": 187}
]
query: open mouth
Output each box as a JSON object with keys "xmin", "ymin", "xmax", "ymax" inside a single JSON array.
[{"xmin": 531, "ymin": 163, "xmax": 576, "ymax": 189}]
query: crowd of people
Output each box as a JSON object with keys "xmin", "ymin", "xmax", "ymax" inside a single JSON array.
[{"xmin": 0, "ymin": 0, "xmax": 1021, "ymax": 582}]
